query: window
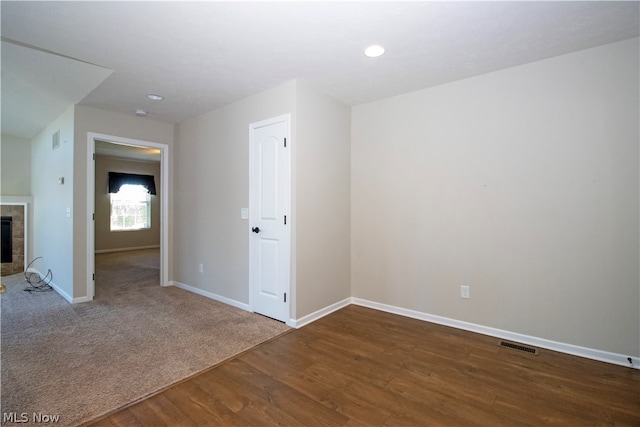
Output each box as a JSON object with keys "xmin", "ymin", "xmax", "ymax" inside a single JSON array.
[{"xmin": 110, "ymin": 184, "xmax": 151, "ymax": 231}]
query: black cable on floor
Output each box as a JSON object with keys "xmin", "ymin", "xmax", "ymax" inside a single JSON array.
[{"xmin": 23, "ymin": 257, "xmax": 53, "ymax": 293}]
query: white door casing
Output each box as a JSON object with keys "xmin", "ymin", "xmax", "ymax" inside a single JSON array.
[
  {"xmin": 249, "ymin": 114, "xmax": 291, "ymax": 322},
  {"xmin": 86, "ymin": 133, "xmax": 170, "ymax": 301}
]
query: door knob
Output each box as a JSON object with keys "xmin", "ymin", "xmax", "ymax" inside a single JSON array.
[{"xmin": 252, "ymin": 227, "xmax": 261, "ymax": 233}]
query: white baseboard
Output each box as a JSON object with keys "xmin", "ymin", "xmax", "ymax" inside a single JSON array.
[
  {"xmin": 49, "ymin": 280, "xmax": 72, "ymax": 303},
  {"xmin": 170, "ymin": 281, "xmax": 251, "ymax": 312},
  {"xmin": 95, "ymin": 245, "xmax": 160, "ymax": 254},
  {"xmin": 289, "ymin": 297, "xmax": 352, "ymax": 328},
  {"xmin": 47, "ymin": 278, "xmax": 91, "ymax": 304},
  {"xmin": 27, "ymin": 267, "xmax": 80, "ymax": 304},
  {"xmin": 352, "ymin": 298, "xmax": 639, "ymax": 370}
]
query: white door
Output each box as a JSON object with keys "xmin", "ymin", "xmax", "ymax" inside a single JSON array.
[{"xmin": 249, "ymin": 114, "xmax": 291, "ymax": 322}]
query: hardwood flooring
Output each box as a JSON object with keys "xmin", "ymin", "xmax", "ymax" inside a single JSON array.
[{"xmin": 90, "ymin": 305, "xmax": 640, "ymax": 426}]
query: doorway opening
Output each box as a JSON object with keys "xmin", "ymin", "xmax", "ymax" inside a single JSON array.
[{"xmin": 86, "ymin": 133, "xmax": 169, "ymax": 300}]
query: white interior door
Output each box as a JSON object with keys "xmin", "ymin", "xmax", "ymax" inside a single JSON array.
[{"xmin": 249, "ymin": 114, "xmax": 291, "ymax": 322}]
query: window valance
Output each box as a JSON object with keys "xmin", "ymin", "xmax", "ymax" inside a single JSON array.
[{"xmin": 108, "ymin": 172, "xmax": 157, "ymax": 195}]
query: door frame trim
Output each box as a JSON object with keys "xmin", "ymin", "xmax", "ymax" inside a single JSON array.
[
  {"xmin": 248, "ymin": 113, "xmax": 292, "ymax": 323},
  {"xmin": 86, "ymin": 132, "xmax": 170, "ymax": 300}
]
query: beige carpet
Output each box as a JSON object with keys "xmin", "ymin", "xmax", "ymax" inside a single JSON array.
[{"xmin": 1, "ymin": 249, "xmax": 290, "ymax": 426}]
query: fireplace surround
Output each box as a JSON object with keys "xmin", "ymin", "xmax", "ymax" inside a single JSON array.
[{"xmin": 0, "ymin": 204, "xmax": 25, "ymax": 275}]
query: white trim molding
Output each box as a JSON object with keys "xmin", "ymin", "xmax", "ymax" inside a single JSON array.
[
  {"xmin": 289, "ymin": 297, "xmax": 352, "ymax": 328},
  {"xmin": 351, "ymin": 298, "xmax": 640, "ymax": 370},
  {"xmin": 148, "ymin": 282, "xmax": 640, "ymax": 370},
  {"xmin": 170, "ymin": 281, "xmax": 251, "ymax": 312},
  {"xmin": 48, "ymin": 279, "xmax": 72, "ymax": 303},
  {"xmin": 27, "ymin": 268, "xmax": 90, "ymax": 304},
  {"xmin": 86, "ymin": 132, "xmax": 170, "ymax": 301}
]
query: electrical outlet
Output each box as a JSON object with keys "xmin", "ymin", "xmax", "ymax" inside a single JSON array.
[
  {"xmin": 460, "ymin": 285, "xmax": 470, "ymax": 299},
  {"xmin": 198, "ymin": 263, "xmax": 204, "ymax": 274}
]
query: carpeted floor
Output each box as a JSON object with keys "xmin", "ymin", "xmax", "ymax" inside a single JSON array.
[{"xmin": 1, "ymin": 249, "xmax": 290, "ymax": 426}]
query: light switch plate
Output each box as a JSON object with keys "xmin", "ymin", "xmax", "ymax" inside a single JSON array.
[{"xmin": 240, "ymin": 208, "xmax": 249, "ymax": 220}]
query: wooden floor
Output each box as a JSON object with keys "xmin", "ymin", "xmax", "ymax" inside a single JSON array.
[{"xmin": 90, "ymin": 305, "xmax": 640, "ymax": 426}]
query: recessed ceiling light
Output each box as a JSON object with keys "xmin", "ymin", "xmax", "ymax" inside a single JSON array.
[
  {"xmin": 364, "ymin": 45, "xmax": 385, "ymax": 58},
  {"xmin": 147, "ymin": 94, "xmax": 164, "ymax": 101},
  {"xmin": 135, "ymin": 109, "xmax": 147, "ymax": 117}
]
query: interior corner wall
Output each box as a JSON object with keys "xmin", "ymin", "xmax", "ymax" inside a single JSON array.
[
  {"xmin": 94, "ymin": 155, "xmax": 161, "ymax": 252},
  {"xmin": 174, "ymin": 80, "xmax": 297, "ymax": 307},
  {"xmin": 351, "ymin": 38, "xmax": 640, "ymax": 356},
  {"xmin": 73, "ymin": 105, "xmax": 175, "ymax": 299},
  {"xmin": 295, "ymin": 81, "xmax": 351, "ymax": 318},
  {"xmin": 1, "ymin": 133, "xmax": 32, "ymax": 196},
  {"xmin": 31, "ymin": 105, "xmax": 75, "ymax": 298}
]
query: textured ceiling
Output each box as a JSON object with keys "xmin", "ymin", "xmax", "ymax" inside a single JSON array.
[{"xmin": 2, "ymin": 1, "xmax": 638, "ymax": 139}]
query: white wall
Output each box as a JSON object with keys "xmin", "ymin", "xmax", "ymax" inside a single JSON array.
[
  {"xmin": 295, "ymin": 81, "xmax": 351, "ymax": 317},
  {"xmin": 94, "ymin": 155, "xmax": 161, "ymax": 252},
  {"xmin": 73, "ymin": 105, "xmax": 174, "ymax": 298},
  {"xmin": 31, "ymin": 106, "xmax": 75, "ymax": 298},
  {"xmin": 174, "ymin": 80, "xmax": 297, "ymax": 306},
  {"xmin": 351, "ymin": 38, "xmax": 639, "ymax": 356},
  {"xmin": 174, "ymin": 80, "xmax": 351, "ymax": 320},
  {"xmin": 1, "ymin": 133, "xmax": 31, "ymax": 196}
]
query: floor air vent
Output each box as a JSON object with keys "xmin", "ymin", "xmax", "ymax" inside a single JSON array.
[{"xmin": 499, "ymin": 340, "xmax": 539, "ymax": 355}]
